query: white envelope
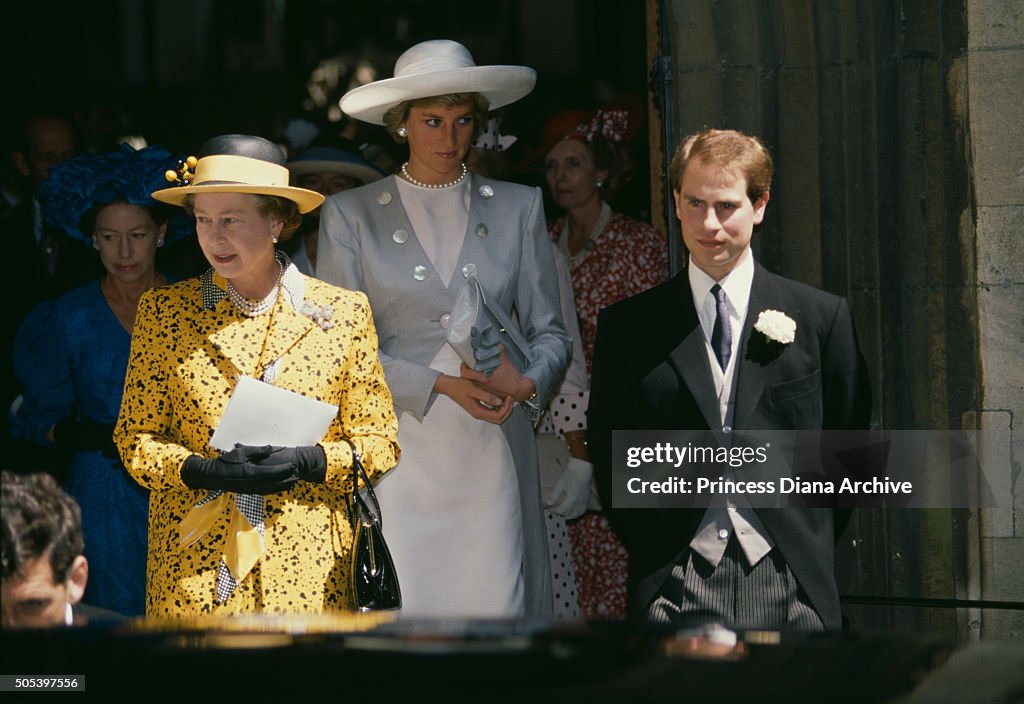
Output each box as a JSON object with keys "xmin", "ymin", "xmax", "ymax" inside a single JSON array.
[{"xmin": 210, "ymin": 376, "xmax": 339, "ymax": 452}]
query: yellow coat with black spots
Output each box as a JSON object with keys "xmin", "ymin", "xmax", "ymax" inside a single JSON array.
[{"xmin": 115, "ymin": 266, "xmax": 400, "ymax": 617}]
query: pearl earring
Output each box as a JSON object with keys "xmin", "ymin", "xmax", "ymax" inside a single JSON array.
[
  {"xmin": 157, "ymin": 239, "xmax": 164, "ymax": 247},
  {"xmin": 396, "ymin": 126, "xmax": 408, "ymax": 138},
  {"xmin": 272, "ymin": 236, "xmax": 279, "ymax": 244},
  {"xmin": 596, "ymin": 180, "xmax": 604, "ymax": 188}
]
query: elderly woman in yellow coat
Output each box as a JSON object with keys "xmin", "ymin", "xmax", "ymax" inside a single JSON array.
[{"xmin": 114, "ymin": 135, "xmax": 399, "ymax": 617}]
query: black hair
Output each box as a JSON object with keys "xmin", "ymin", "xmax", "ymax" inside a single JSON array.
[{"xmin": 1, "ymin": 471, "xmax": 84, "ymax": 584}]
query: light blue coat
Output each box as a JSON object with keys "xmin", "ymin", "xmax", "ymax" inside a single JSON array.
[{"xmin": 317, "ymin": 173, "xmax": 571, "ymax": 617}]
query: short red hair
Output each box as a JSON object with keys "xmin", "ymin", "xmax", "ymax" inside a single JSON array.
[{"xmin": 670, "ymin": 129, "xmax": 773, "ymax": 202}]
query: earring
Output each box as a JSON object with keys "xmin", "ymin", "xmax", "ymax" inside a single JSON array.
[
  {"xmin": 272, "ymin": 236, "xmax": 279, "ymax": 244},
  {"xmin": 157, "ymin": 239, "xmax": 164, "ymax": 247},
  {"xmin": 596, "ymin": 180, "xmax": 604, "ymax": 188},
  {"xmin": 396, "ymin": 126, "xmax": 408, "ymax": 138}
]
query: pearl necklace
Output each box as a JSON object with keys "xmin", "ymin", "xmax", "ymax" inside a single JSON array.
[
  {"xmin": 562, "ymin": 202, "xmax": 611, "ymax": 269},
  {"xmin": 400, "ymin": 162, "xmax": 468, "ymax": 189},
  {"xmin": 227, "ymin": 260, "xmax": 284, "ymax": 317}
]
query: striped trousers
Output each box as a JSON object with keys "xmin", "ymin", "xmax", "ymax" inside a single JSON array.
[{"xmin": 647, "ymin": 537, "xmax": 824, "ymax": 630}]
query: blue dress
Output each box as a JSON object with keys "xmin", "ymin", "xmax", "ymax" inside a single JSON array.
[{"xmin": 12, "ymin": 279, "xmax": 164, "ymax": 617}]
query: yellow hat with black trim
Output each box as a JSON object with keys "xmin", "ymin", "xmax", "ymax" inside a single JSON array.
[{"xmin": 152, "ymin": 134, "xmax": 324, "ymax": 214}]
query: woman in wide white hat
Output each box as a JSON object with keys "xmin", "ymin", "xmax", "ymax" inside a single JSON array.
[
  {"xmin": 318, "ymin": 40, "xmax": 571, "ymax": 619},
  {"xmin": 115, "ymin": 134, "xmax": 400, "ymax": 616}
]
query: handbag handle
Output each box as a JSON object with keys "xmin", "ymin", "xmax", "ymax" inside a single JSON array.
[{"xmin": 349, "ymin": 442, "xmax": 383, "ymax": 529}]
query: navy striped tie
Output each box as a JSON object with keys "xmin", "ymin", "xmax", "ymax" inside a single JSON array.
[{"xmin": 711, "ymin": 284, "xmax": 732, "ymax": 371}]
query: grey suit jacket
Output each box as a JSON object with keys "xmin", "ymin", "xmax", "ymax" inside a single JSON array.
[{"xmin": 316, "ymin": 173, "xmax": 571, "ymax": 617}]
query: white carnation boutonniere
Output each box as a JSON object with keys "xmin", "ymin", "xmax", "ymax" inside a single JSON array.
[
  {"xmin": 300, "ymin": 302, "xmax": 335, "ymax": 330},
  {"xmin": 754, "ymin": 309, "xmax": 796, "ymax": 344}
]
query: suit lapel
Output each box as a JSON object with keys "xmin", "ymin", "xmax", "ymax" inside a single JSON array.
[
  {"xmin": 732, "ymin": 263, "xmax": 787, "ymax": 429},
  {"xmin": 447, "ymin": 172, "xmax": 483, "ymax": 296},
  {"xmin": 665, "ymin": 272, "xmax": 722, "ymax": 430},
  {"xmin": 379, "ymin": 175, "xmax": 465, "ymax": 301},
  {"xmin": 259, "ymin": 296, "xmax": 317, "ymax": 369}
]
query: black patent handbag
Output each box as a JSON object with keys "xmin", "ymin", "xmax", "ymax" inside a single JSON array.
[{"xmin": 349, "ymin": 448, "xmax": 402, "ymax": 611}]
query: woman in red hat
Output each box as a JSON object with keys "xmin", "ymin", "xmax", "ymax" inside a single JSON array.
[{"xmin": 540, "ymin": 105, "xmax": 669, "ymax": 618}]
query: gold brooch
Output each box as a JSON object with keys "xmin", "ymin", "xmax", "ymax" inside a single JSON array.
[{"xmin": 164, "ymin": 156, "xmax": 198, "ymax": 186}]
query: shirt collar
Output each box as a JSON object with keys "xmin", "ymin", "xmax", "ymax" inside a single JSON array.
[
  {"xmin": 687, "ymin": 246, "xmax": 755, "ymax": 323},
  {"xmin": 200, "ymin": 250, "xmax": 305, "ymax": 312}
]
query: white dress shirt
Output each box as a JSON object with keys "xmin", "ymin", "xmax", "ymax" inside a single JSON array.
[{"xmin": 686, "ymin": 250, "xmax": 774, "ymax": 567}]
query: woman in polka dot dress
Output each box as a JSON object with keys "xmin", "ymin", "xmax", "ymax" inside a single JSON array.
[{"xmin": 541, "ymin": 107, "xmax": 669, "ymax": 618}]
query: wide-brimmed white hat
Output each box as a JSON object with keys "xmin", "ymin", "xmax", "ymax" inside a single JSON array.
[
  {"xmin": 152, "ymin": 134, "xmax": 324, "ymax": 213},
  {"xmin": 339, "ymin": 40, "xmax": 536, "ymax": 125}
]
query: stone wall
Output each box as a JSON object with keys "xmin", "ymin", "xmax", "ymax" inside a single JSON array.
[{"xmin": 967, "ymin": 0, "xmax": 1024, "ymax": 640}]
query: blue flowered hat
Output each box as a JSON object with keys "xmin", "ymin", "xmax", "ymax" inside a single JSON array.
[{"xmin": 38, "ymin": 143, "xmax": 193, "ymax": 244}]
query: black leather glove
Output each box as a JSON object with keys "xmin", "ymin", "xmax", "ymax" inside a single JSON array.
[
  {"xmin": 180, "ymin": 444, "xmax": 300, "ymax": 495},
  {"xmin": 53, "ymin": 417, "xmax": 119, "ymax": 459},
  {"xmin": 249, "ymin": 445, "xmax": 327, "ymax": 484}
]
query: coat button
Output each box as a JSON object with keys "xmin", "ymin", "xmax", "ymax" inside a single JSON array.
[
  {"xmin": 439, "ymin": 313, "xmax": 450, "ymax": 329},
  {"xmin": 478, "ymin": 185, "xmax": 494, "ymax": 199},
  {"xmin": 377, "ymin": 192, "xmax": 393, "ymax": 205},
  {"xmin": 462, "ymin": 263, "xmax": 477, "ymax": 278},
  {"xmin": 718, "ymin": 529, "xmax": 729, "ymax": 540},
  {"xmin": 475, "ymin": 223, "xmax": 488, "ymax": 238},
  {"xmin": 392, "ymin": 229, "xmax": 409, "ymax": 244},
  {"xmin": 413, "ymin": 265, "xmax": 427, "ymax": 281},
  {"xmin": 722, "ymin": 425, "xmax": 732, "ymax": 434}
]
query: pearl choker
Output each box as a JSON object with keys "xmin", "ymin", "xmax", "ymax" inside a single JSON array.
[
  {"xmin": 227, "ymin": 260, "xmax": 284, "ymax": 317},
  {"xmin": 400, "ymin": 162, "xmax": 468, "ymax": 189}
]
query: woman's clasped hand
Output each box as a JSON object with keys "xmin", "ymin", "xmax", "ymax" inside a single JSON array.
[{"xmin": 180, "ymin": 444, "xmax": 328, "ymax": 494}]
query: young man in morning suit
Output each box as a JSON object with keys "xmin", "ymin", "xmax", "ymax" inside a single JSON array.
[{"xmin": 588, "ymin": 129, "xmax": 871, "ymax": 630}]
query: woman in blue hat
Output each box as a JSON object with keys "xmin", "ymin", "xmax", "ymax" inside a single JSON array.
[{"xmin": 11, "ymin": 144, "xmax": 190, "ymax": 617}]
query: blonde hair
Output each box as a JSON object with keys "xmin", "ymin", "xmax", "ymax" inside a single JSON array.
[{"xmin": 382, "ymin": 93, "xmax": 490, "ymax": 144}]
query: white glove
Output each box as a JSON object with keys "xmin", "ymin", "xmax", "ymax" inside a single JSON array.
[{"xmin": 545, "ymin": 457, "xmax": 593, "ymax": 520}]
